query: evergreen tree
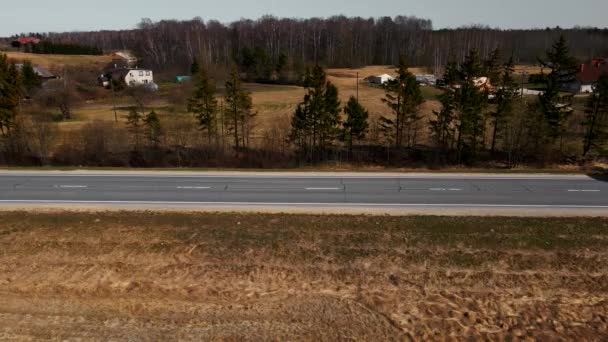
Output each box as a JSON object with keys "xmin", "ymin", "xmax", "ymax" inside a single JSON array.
[
  {"xmin": 380, "ymin": 57, "xmax": 423, "ymax": 148},
  {"xmin": 490, "ymin": 57, "xmax": 517, "ymax": 153},
  {"xmin": 455, "ymin": 49, "xmax": 488, "ymax": 159},
  {"xmin": 320, "ymin": 81, "xmax": 341, "ymax": 148},
  {"xmin": 20, "ymin": 60, "xmax": 41, "ymax": 96},
  {"xmin": 583, "ymin": 75, "xmax": 608, "ymax": 156},
  {"xmin": 430, "ymin": 60, "xmax": 458, "ymax": 153},
  {"xmin": 190, "ymin": 59, "xmax": 200, "ymax": 75},
  {"xmin": 144, "ymin": 110, "xmax": 162, "ymax": 148},
  {"xmin": 0, "ymin": 55, "xmax": 21, "ymax": 135},
  {"xmin": 342, "ymin": 96, "xmax": 369, "ymax": 152},
  {"xmin": 536, "ymin": 35, "xmax": 578, "ymax": 146},
  {"xmin": 126, "ymin": 107, "xmax": 143, "ymax": 149},
  {"xmin": 225, "ymin": 67, "xmax": 255, "ymax": 149},
  {"xmin": 187, "ymin": 66, "xmax": 218, "ymax": 144},
  {"xmin": 484, "ymin": 48, "xmax": 502, "ymax": 84},
  {"xmin": 290, "ymin": 65, "xmax": 341, "ymax": 160}
]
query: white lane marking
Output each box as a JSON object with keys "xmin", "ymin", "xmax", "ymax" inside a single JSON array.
[
  {"xmin": 567, "ymin": 189, "xmax": 600, "ymax": 192},
  {"xmin": 429, "ymin": 188, "xmax": 463, "ymax": 191},
  {"xmin": 305, "ymin": 187, "xmax": 341, "ymax": 191},
  {"xmin": 0, "ymin": 200, "xmax": 608, "ymax": 209},
  {"xmin": 177, "ymin": 186, "xmax": 211, "ymax": 189},
  {"xmin": 56, "ymin": 185, "xmax": 88, "ymax": 189}
]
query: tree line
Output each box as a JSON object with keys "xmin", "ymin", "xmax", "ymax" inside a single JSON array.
[
  {"xmin": 27, "ymin": 41, "xmax": 103, "ymax": 55},
  {"xmin": 38, "ymin": 16, "xmax": 608, "ymax": 75},
  {"xmin": 1, "ymin": 35, "xmax": 608, "ymax": 169}
]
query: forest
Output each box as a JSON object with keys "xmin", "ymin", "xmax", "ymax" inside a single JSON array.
[{"xmin": 28, "ymin": 15, "xmax": 608, "ymax": 75}]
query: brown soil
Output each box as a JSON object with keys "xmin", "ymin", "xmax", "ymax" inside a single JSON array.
[{"xmin": 1, "ymin": 212, "xmax": 607, "ymax": 340}]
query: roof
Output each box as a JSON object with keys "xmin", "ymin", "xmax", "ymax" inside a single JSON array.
[
  {"xmin": 110, "ymin": 68, "xmax": 153, "ymax": 79},
  {"xmin": 577, "ymin": 59, "xmax": 608, "ymax": 84},
  {"xmin": 111, "ymin": 51, "xmax": 137, "ymax": 61},
  {"xmin": 14, "ymin": 37, "xmax": 40, "ymax": 45}
]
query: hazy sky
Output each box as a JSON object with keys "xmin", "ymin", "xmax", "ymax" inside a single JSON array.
[{"xmin": 1, "ymin": 0, "xmax": 607, "ymax": 36}]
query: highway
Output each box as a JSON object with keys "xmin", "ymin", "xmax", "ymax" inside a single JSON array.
[{"xmin": 0, "ymin": 171, "xmax": 606, "ymax": 214}]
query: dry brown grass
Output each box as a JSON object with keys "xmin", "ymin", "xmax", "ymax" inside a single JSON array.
[
  {"xmin": 1, "ymin": 212, "xmax": 607, "ymax": 340},
  {"xmin": 22, "ymin": 62, "xmax": 533, "ymax": 142},
  {"xmin": 53, "ymin": 65, "xmax": 443, "ymax": 139},
  {"xmin": 4, "ymin": 51, "xmax": 112, "ymax": 70}
]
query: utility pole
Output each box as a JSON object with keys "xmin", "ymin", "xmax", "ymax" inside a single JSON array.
[
  {"xmin": 520, "ymin": 71, "xmax": 527, "ymax": 99},
  {"xmin": 110, "ymin": 75, "xmax": 118, "ymax": 122},
  {"xmin": 356, "ymin": 72, "xmax": 359, "ymax": 101}
]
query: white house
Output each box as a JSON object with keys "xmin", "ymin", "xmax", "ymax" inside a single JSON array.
[
  {"xmin": 112, "ymin": 68, "xmax": 154, "ymax": 87},
  {"xmin": 367, "ymin": 74, "xmax": 395, "ymax": 85}
]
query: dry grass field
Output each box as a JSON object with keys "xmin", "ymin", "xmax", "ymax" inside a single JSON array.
[
  {"xmin": 46, "ymin": 64, "xmax": 443, "ymax": 139},
  {"xmin": 1, "ymin": 211, "xmax": 607, "ymax": 340},
  {"xmin": 7, "ymin": 51, "xmax": 536, "ymax": 143},
  {"xmin": 4, "ymin": 51, "xmax": 111, "ymax": 70}
]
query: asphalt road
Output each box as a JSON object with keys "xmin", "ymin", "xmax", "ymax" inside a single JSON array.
[{"xmin": 0, "ymin": 172, "xmax": 606, "ymax": 213}]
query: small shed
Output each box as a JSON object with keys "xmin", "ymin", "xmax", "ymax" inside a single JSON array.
[{"xmin": 176, "ymin": 75, "xmax": 192, "ymax": 83}]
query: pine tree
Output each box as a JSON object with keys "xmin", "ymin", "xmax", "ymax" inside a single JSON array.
[
  {"xmin": 190, "ymin": 59, "xmax": 200, "ymax": 75},
  {"xmin": 20, "ymin": 60, "xmax": 41, "ymax": 97},
  {"xmin": 187, "ymin": 66, "xmax": 218, "ymax": 144},
  {"xmin": 225, "ymin": 67, "xmax": 255, "ymax": 149},
  {"xmin": 583, "ymin": 75, "xmax": 608, "ymax": 156},
  {"xmin": 455, "ymin": 49, "xmax": 488, "ymax": 159},
  {"xmin": 342, "ymin": 96, "xmax": 369, "ymax": 152},
  {"xmin": 431, "ymin": 60, "xmax": 457, "ymax": 152},
  {"xmin": 126, "ymin": 107, "xmax": 143, "ymax": 149},
  {"xmin": 381, "ymin": 56, "xmax": 423, "ymax": 148},
  {"xmin": 537, "ymin": 34, "xmax": 578, "ymax": 147},
  {"xmin": 320, "ymin": 82, "xmax": 341, "ymax": 149},
  {"xmin": 490, "ymin": 57, "xmax": 517, "ymax": 153},
  {"xmin": 290, "ymin": 65, "xmax": 341, "ymax": 160},
  {"xmin": 144, "ymin": 110, "xmax": 162, "ymax": 148},
  {"xmin": 0, "ymin": 55, "xmax": 21, "ymax": 135},
  {"xmin": 484, "ymin": 48, "xmax": 502, "ymax": 84}
]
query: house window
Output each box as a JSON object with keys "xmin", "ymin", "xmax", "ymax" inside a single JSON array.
[
  {"xmin": 139, "ymin": 71, "xmax": 144, "ymax": 76},
  {"xmin": 146, "ymin": 71, "xmax": 151, "ymax": 76}
]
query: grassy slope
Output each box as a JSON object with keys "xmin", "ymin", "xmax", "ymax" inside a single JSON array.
[{"xmin": 1, "ymin": 211, "xmax": 607, "ymax": 340}]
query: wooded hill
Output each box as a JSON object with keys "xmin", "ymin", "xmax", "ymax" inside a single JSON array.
[{"xmin": 34, "ymin": 16, "xmax": 608, "ymax": 74}]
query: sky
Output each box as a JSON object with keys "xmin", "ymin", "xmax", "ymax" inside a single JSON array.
[{"xmin": 1, "ymin": 0, "xmax": 607, "ymax": 36}]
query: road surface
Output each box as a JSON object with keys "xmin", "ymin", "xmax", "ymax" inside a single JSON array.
[{"xmin": 0, "ymin": 171, "xmax": 606, "ymax": 215}]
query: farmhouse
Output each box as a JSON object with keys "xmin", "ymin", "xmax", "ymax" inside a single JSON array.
[
  {"xmin": 570, "ymin": 58, "xmax": 608, "ymax": 93},
  {"xmin": 11, "ymin": 37, "xmax": 41, "ymax": 47},
  {"xmin": 101, "ymin": 67, "xmax": 156, "ymax": 89}
]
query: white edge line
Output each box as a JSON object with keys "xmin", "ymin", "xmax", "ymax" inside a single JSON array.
[
  {"xmin": 176, "ymin": 186, "xmax": 212, "ymax": 189},
  {"xmin": 57, "ymin": 185, "xmax": 88, "ymax": 188},
  {"xmin": 0, "ymin": 200, "xmax": 607, "ymax": 209},
  {"xmin": 305, "ymin": 187, "xmax": 341, "ymax": 191}
]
